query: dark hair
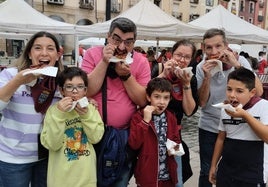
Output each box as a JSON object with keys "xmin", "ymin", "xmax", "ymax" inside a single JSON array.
[
  {"xmin": 227, "ymin": 67, "xmax": 255, "ymax": 90},
  {"xmin": 259, "ymin": 51, "xmax": 266, "ymax": 56},
  {"xmin": 146, "ymin": 77, "xmax": 172, "ymax": 96},
  {"xmin": 203, "ymin": 28, "xmax": 227, "ymax": 44},
  {"xmin": 171, "ymin": 39, "xmax": 196, "ymax": 59},
  {"xmin": 109, "ymin": 17, "xmax": 137, "ymax": 39},
  {"xmin": 57, "ymin": 67, "xmax": 88, "ymax": 88},
  {"xmin": 146, "ymin": 49, "xmax": 155, "ymax": 57},
  {"xmin": 15, "ymin": 31, "xmax": 64, "ymax": 72}
]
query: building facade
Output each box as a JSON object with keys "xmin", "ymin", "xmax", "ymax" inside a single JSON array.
[{"xmin": 1, "ymin": 0, "xmax": 268, "ymax": 64}]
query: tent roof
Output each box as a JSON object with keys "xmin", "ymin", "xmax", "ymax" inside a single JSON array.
[
  {"xmin": 0, "ymin": 0, "xmax": 76, "ymax": 35},
  {"xmin": 79, "ymin": 37, "xmax": 176, "ymax": 47},
  {"xmin": 77, "ymin": 0, "xmax": 205, "ymax": 40},
  {"xmin": 189, "ymin": 5, "xmax": 268, "ymax": 44}
]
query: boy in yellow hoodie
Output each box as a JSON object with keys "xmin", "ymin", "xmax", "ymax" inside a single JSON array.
[{"xmin": 41, "ymin": 67, "xmax": 104, "ymax": 187}]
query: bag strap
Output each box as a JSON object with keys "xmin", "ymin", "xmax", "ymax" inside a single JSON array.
[{"xmin": 102, "ymin": 75, "xmax": 107, "ymax": 125}]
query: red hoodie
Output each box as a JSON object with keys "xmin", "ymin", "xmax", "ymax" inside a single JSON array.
[{"xmin": 128, "ymin": 109, "xmax": 181, "ymax": 187}]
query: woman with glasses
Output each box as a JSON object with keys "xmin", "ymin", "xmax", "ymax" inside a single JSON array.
[
  {"xmin": 158, "ymin": 39, "xmax": 199, "ymax": 187},
  {"xmin": 41, "ymin": 67, "xmax": 104, "ymax": 187},
  {"xmin": 0, "ymin": 31, "xmax": 64, "ymax": 187}
]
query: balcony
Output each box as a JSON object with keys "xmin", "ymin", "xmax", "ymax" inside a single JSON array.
[
  {"xmin": 79, "ymin": 1, "xmax": 94, "ymax": 10},
  {"xmin": 47, "ymin": 0, "xmax": 64, "ymax": 5}
]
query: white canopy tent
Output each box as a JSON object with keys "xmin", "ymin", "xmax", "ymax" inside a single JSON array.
[
  {"xmin": 76, "ymin": 0, "xmax": 205, "ymax": 41},
  {"xmin": 0, "ymin": 0, "xmax": 77, "ymax": 35},
  {"xmin": 79, "ymin": 37, "xmax": 176, "ymax": 48},
  {"xmin": 189, "ymin": 5, "xmax": 268, "ymax": 44}
]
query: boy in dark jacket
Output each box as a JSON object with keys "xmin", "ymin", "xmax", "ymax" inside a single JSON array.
[{"xmin": 128, "ymin": 77, "xmax": 181, "ymax": 187}]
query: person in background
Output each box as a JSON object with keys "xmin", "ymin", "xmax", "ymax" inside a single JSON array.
[
  {"xmin": 189, "ymin": 49, "xmax": 203, "ymax": 75},
  {"xmin": 258, "ymin": 51, "xmax": 268, "ymax": 74},
  {"xmin": 0, "ymin": 31, "xmax": 64, "ymax": 187},
  {"xmin": 209, "ymin": 67, "xmax": 268, "ymax": 187},
  {"xmin": 78, "ymin": 44, "xmax": 86, "ymax": 68},
  {"xmin": 128, "ymin": 77, "xmax": 181, "ymax": 187},
  {"xmin": 133, "ymin": 46, "xmax": 146, "ymax": 57},
  {"xmin": 157, "ymin": 49, "xmax": 171, "ymax": 63},
  {"xmin": 81, "ymin": 17, "xmax": 151, "ymax": 187},
  {"xmin": 196, "ymin": 28, "xmax": 263, "ymax": 187},
  {"xmin": 41, "ymin": 67, "xmax": 104, "ymax": 187},
  {"xmin": 147, "ymin": 49, "xmax": 164, "ymax": 78},
  {"xmin": 228, "ymin": 44, "xmax": 254, "ymax": 70},
  {"xmin": 158, "ymin": 39, "xmax": 199, "ymax": 187}
]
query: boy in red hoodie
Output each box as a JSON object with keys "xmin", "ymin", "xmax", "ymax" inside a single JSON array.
[{"xmin": 128, "ymin": 77, "xmax": 181, "ymax": 187}]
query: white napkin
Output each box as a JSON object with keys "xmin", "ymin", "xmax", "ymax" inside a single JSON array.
[
  {"xmin": 67, "ymin": 97, "xmax": 89, "ymax": 112},
  {"xmin": 166, "ymin": 139, "xmax": 185, "ymax": 156},
  {"xmin": 212, "ymin": 102, "xmax": 242, "ymax": 112},
  {"xmin": 23, "ymin": 66, "xmax": 58, "ymax": 77},
  {"xmin": 206, "ymin": 59, "xmax": 223, "ymax": 77},
  {"xmin": 174, "ymin": 67, "xmax": 193, "ymax": 78},
  {"xmin": 109, "ymin": 52, "xmax": 133, "ymax": 65}
]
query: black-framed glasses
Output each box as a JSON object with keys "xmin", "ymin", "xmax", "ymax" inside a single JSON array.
[
  {"xmin": 173, "ymin": 53, "xmax": 192, "ymax": 61},
  {"xmin": 63, "ymin": 85, "xmax": 86, "ymax": 92},
  {"xmin": 112, "ymin": 34, "xmax": 135, "ymax": 47}
]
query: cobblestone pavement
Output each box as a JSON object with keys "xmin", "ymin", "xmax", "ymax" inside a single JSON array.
[{"xmin": 181, "ymin": 109, "xmax": 200, "ymax": 153}]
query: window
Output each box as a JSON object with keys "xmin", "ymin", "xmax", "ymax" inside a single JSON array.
[
  {"xmin": 240, "ymin": 0, "xmax": 244, "ymax": 12},
  {"xmin": 189, "ymin": 14, "xmax": 200, "ymax": 21},
  {"xmin": 47, "ymin": 0, "xmax": 64, "ymax": 5},
  {"xmin": 259, "ymin": 0, "xmax": 264, "ymax": 8},
  {"xmin": 249, "ymin": 2, "xmax": 254, "ymax": 14},
  {"xmin": 172, "ymin": 12, "xmax": 182, "ymax": 21},
  {"xmin": 111, "ymin": 0, "xmax": 122, "ymax": 13},
  {"xmin": 206, "ymin": 0, "xmax": 213, "ymax": 6},
  {"xmin": 79, "ymin": 0, "xmax": 94, "ymax": 10}
]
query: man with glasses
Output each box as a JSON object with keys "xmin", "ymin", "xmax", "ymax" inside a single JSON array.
[
  {"xmin": 196, "ymin": 28, "xmax": 264, "ymax": 187},
  {"xmin": 81, "ymin": 17, "xmax": 151, "ymax": 187}
]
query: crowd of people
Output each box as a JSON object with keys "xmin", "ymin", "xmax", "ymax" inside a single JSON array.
[{"xmin": 0, "ymin": 17, "xmax": 267, "ymax": 187}]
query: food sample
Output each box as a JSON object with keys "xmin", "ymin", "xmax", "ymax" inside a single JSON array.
[{"xmin": 113, "ymin": 48, "xmax": 128, "ymax": 59}]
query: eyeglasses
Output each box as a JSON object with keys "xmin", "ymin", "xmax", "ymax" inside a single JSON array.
[
  {"xmin": 63, "ymin": 85, "xmax": 86, "ymax": 92},
  {"xmin": 173, "ymin": 53, "xmax": 192, "ymax": 61},
  {"xmin": 112, "ymin": 34, "xmax": 135, "ymax": 47}
]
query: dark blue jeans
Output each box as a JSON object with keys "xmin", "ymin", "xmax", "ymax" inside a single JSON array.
[
  {"xmin": 0, "ymin": 159, "xmax": 48, "ymax": 187},
  {"xmin": 198, "ymin": 128, "xmax": 218, "ymax": 187}
]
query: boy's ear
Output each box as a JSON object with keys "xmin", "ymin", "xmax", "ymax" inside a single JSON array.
[
  {"xmin": 250, "ymin": 88, "xmax": 257, "ymax": 97},
  {"xmin": 146, "ymin": 94, "xmax": 151, "ymax": 102},
  {"xmin": 59, "ymin": 87, "xmax": 65, "ymax": 96}
]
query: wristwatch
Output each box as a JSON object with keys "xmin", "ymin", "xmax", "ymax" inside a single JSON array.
[
  {"xmin": 119, "ymin": 74, "xmax": 131, "ymax": 81},
  {"xmin": 183, "ymin": 85, "xmax": 191, "ymax": 90}
]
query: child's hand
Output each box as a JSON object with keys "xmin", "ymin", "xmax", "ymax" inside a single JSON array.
[
  {"xmin": 167, "ymin": 143, "xmax": 180, "ymax": 156},
  {"xmin": 143, "ymin": 105, "xmax": 155, "ymax": 123},
  {"xmin": 74, "ymin": 103, "xmax": 88, "ymax": 115},
  {"xmin": 225, "ymin": 107, "xmax": 247, "ymax": 118},
  {"xmin": 57, "ymin": 97, "xmax": 74, "ymax": 112},
  {"xmin": 209, "ymin": 166, "xmax": 217, "ymax": 185}
]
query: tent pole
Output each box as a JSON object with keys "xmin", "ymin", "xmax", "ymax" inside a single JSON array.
[{"xmin": 156, "ymin": 38, "xmax": 159, "ymax": 58}]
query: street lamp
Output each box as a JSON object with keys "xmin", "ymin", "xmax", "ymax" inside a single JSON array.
[{"xmin": 106, "ymin": 0, "xmax": 111, "ymax": 21}]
